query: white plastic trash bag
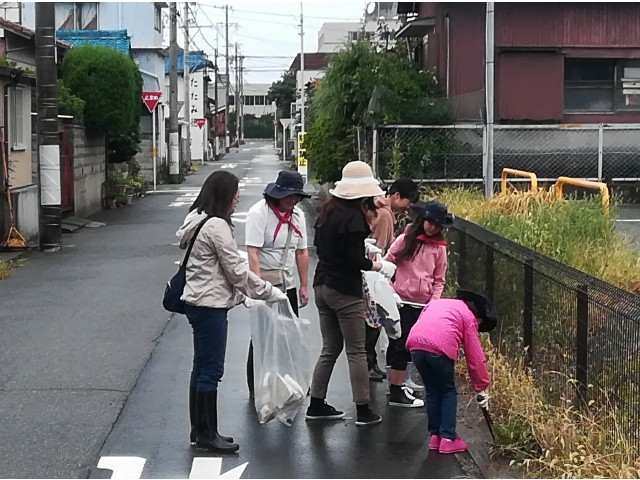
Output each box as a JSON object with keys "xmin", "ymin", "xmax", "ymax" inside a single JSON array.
[
  {"xmin": 249, "ymin": 299, "xmax": 312, "ymax": 426},
  {"xmin": 363, "ymin": 270, "xmax": 401, "ymax": 340}
]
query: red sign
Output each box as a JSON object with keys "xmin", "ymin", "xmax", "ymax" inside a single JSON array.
[
  {"xmin": 195, "ymin": 118, "xmax": 206, "ymax": 129},
  {"xmin": 141, "ymin": 91, "xmax": 162, "ymax": 113},
  {"xmin": 273, "ymin": 119, "xmax": 278, "ymax": 125}
]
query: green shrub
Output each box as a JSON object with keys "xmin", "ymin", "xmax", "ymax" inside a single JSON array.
[{"xmin": 57, "ymin": 79, "xmax": 85, "ymax": 124}]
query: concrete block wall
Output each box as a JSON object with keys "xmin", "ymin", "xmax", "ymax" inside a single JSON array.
[
  {"xmin": 69, "ymin": 126, "xmax": 106, "ymax": 218},
  {"xmin": 134, "ymin": 133, "xmax": 153, "ymax": 183}
]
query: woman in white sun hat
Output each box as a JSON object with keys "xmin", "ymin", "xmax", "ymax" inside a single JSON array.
[{"xmin": 305, "ymin": 161, "xmax": 397, "ymax": 427}]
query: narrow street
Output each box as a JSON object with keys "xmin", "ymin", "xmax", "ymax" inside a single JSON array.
[{"xmin": 0, "ymin": 141, "xmax": 471, "ymax": 479}]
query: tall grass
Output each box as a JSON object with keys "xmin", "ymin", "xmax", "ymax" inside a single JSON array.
[
  {"xmin": 457, "ymin": 338, "xmax": 640, "ymax": 478},
  {"xmin": 0, "ymin": 260, "xmax": 10, "ymax": 280},
  {"xmin": 432, "ymin": 188, "xmax": 640, "ymax": 293}
]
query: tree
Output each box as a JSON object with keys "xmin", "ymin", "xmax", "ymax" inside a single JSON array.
[
  {"xmin": 306, "ymin": 41, "xmax": 453, "ymax": 182},
  {"xmin": 267, "ymin": 70, "xmax": 296, "ymax": 118},
  {"xmin": 61, "ymin": 45, "xmax": 143, "ymax": 163}
]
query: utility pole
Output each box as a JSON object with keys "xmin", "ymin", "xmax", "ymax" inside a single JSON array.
[
  {"xmin": 213, "ymin": 48, "xmax": 219, "ymax": 160},
  {"xmin": 183, "ymin": 1, "xmax": 191, "ymax": 171},
  {"xmin": 35, "ymin": 2, "xmax": 61, "ymax": 251},
  {"xmin": 224, "ymin": 4, "xmax": 230, "ymax": 152},
  {"xmin": 300, "ymin": 2, "xmax": 305, "ymax": 133},
  {"xmin": 239, "ymin": 54, "xmax": 244, "ymax": 145},
  {"xmin": 234, "ymin": 42, "xmax": 239, "ymax": 148},
  {"xmin": 169, "ymin": 2, "xmax": 180, "ymax": 183}
]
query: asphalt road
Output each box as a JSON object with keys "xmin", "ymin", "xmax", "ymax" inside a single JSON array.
[{"xmin": 0, "ymin": 141, "xmax": 472, "ymax": 479}]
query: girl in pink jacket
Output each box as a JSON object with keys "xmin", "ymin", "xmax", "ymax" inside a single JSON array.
[
  {"xmin": 383, "ymin": 201, "xmax": 452, "ymax": 408},
  {"xmin": 406, "ymin": 290, "xmax": 497, "ymax": 454}
]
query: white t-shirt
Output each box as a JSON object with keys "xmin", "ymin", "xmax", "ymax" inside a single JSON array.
[{"xmin": 245, "ymin": 199, "xmax": 308, "ymax": 289}]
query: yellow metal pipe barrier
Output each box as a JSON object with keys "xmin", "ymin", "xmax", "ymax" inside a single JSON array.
[
  {"xmin": 501, "ymin": 168, "xmax": 539, "ymax": 195},
  {"xmin": 553, "ymin": 177, "xmax": 610, "ymax": 214}
]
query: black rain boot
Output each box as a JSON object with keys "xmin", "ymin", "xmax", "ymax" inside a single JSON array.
[
  {"xmin": 191, "ymin": 388, "xmax": 233, "ymax": 445},
  {"xmin": 195, "ymin": 391, "xmax": 239, "ymax": 453},
  {"xmin": 247, "ymin": 342, "xmax": 255, "ymax": 399}
]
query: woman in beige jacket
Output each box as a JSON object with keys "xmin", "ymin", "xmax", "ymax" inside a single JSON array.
[{"xmin": 176, "ymin": 171, "xmax": 287, "ymax": 454}]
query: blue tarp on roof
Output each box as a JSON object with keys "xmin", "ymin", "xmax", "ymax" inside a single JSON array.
[
  {"xmin": 55, "ymin": 30, "xmax": 131, "ymax": 55},
  {"xmin": 164, "ymin": 50, "xmax": 208, "ymax": 74}
]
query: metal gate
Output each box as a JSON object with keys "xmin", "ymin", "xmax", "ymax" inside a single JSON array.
[{"xmin": 60, "ymin": 126, "xmax": 74, "ymax": 213}]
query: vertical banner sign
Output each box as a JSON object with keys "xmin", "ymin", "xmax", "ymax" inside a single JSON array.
[
  {"xmin": 189, "ymin": 71, "xmax": 205, "ymax": 162},
  {"xmin": 141, "ymin": 91, "xmax": 162, "ymax": 192},
  {"xmin": 297, "ymin": 132, "xmax": 307, "ymax": 182}
]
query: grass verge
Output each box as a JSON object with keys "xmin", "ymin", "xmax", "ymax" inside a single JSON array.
[{"xmin": 456, "ymin": 338, "xmax": 640, "ymax": 478}]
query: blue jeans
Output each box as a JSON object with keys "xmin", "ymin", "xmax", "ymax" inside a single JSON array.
[
  {"xmin": 185, "ymin": 305, "xmax": 229, "ymax": 392},
  {"xmin": 411, "ymin": 350, "xmax": 458, "ymax": 440}
]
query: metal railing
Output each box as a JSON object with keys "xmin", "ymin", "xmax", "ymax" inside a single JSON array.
[
  {"xmin": 447, "ymin": 217, "xmax": 640, "ymax": 449},
  {"xmin": 375, "ymin": 123, "xmax": 640, "ymax": 184}
]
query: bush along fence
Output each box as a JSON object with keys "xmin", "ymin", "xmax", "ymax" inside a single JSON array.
[
  {"xmin": 373, "ymin": 124, "xmax": 640, "ymax": 184},
  {"xmin": 447, "ymin": 217, "xmax": 640, "ymax": 450}
]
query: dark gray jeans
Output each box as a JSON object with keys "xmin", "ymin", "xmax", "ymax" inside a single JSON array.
[{"xmin": 310, "ymin": 285, "xmax": 370, "ymax": 404}]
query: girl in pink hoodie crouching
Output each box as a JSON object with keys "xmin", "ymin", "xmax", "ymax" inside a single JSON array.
[
  {"xmin": 383, "ymin": 201, "xmax": 452, "ymax": 408},
  {"xmin": 406, "ymin": 290, "xmax": 497, "ymax": 454}
]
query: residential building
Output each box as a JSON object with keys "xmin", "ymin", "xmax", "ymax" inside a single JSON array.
[
  {"xmin": 289, "ymin": 53, "xmax": 334, "ymax": 123},
  {"xmin": 0, "ymin": 19, "xmax": 72, "ymax": 244},
  {"xmin": 397, "ymin": 2, "xmax": 640, "ymax": 124}
]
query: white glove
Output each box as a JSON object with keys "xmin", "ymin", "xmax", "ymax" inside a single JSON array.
[
  {"xmin": 243, "ymin": 297, "xmax": 260, "ymax": 308},
  {"xmin": 476, "ymin": 390, "xmax": 489, "ymax": 409},
  {"xmin": 393, "ymin": 293, "xmax": 404, "ymax": 307},
  {"xmin": 365, "ymin": 238, "xmax": 382, "ymax": 256},
  {"xmin": 378, "ymin": 260, "xmax": 397, "ymax": 279},
  {"xmin": 266, "ymin": 286, "xmax": 288, "ymax": 303}
]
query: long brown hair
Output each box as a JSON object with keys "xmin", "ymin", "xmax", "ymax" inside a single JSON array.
[
  {"xmin": 317, "ymin": 196, "xmax": 377, "ymax": 226},
  {"xmin": 398, "ymin": 217, "xmax": 445, "ymax": 261}
]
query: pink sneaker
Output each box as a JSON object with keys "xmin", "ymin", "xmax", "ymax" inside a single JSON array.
[
  {"xmin": 428, "ymin": 435, "xmax": 441, "ymax": 450},
  {"xmin": 439, "ymin": 437, "xmax": 467, "ymax": 454}
]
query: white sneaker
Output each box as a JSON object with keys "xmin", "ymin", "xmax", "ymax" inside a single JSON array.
[
  {"xmin": 389, "ymin": 386, "xmax": 424, "ymax": 408},
  {"xmin": 403, "ymin": 377, "xmax": 425, "ymax": 392}
]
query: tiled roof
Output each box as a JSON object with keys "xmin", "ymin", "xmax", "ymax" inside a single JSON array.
[
  {"xmin": 55, "ymin": 30, "xmax": 131, "ymax": 55},
  {"xmin": 289, "ymin": 53, "xmax": 334, "ymax": 72},
  {"xmin": 164, "ymin": 50, "xmax": 209, "ymax": 74},
  {"xmin": 0, "ymin": 17, "xmax": 72, "ymax": 48}
]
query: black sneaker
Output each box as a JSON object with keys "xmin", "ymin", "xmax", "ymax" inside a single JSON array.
[
  {"xmin": 356, "ymin": 407, "xmax": 382, "ymax": 426},
  {"xmin": 389, "ymin": 385, "xmax": 425, "ymax": 408},
  {"xmin": 369, "ymin": 368, "xmax": 385, "ymax": 382},
  {"xmin": 305, "ymin": 400, "xmax": 345, "ymax": 421}
]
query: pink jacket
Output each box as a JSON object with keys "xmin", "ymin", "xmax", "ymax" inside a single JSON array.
[
  {"xmin": 383, "ymin": 233, "xmax": 447, "ymax": 305},
  {"xmin": 406, "ymin": 299, "xmax": 490, "ymax": 392}
]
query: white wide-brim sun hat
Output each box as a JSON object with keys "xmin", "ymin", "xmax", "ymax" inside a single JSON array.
[{"xmin": 329, "ymin": 161, "xmax": 384, "ymax": 200}]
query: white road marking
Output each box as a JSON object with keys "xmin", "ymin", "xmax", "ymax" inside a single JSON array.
[
  {"xmin": 96, "ymin": 456, "xmax": 248, "ymax": 479},
  {"xmin": 616, "ymin": 219, "xmax": 640, "ymax": 223},
  {"xmin": 97, "ymin": 456, "xmax": 146, "ymax": 479},
  {"xmin": 189, "ymin": 458, "xmax": 248, "ymax": 479},
  {"xmin": 220, "ymin": 164, "xmax": 236, "ymax": 169}
]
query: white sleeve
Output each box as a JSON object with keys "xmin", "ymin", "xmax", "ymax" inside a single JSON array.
[
  {"xmin": 245, "ymin": 205, "xmax": 267, "ymax": 248},
  {"xmin": 296, "ymin": 208, "xmax": 308, "ymax": 250}
]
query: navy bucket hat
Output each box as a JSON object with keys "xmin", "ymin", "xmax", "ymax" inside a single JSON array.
[
  {"xmin": 411, "ymin": 200, "xmax": 455, "ymax": 228},
  {"xmin": 264, "ymin": 171, "xmax": 310, "ymax": 200}
]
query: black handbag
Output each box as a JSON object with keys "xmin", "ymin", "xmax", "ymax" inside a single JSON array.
[{"xmin": 163, "ymin": 217, "xmax": 210, "ymax": 314}]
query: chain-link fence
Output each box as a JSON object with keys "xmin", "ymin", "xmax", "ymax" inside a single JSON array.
[
  {"xmin": 449, "ymin": 217, "xmax": 640, "ymax": 450},
  {"xmin": 376, "ymin": 124, "xmax": 640, "ymax": 183}
]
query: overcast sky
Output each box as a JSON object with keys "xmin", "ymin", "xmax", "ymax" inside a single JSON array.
[{"xmin": 182, "ymin": 2, "xmax": 367, "ymax": 85}]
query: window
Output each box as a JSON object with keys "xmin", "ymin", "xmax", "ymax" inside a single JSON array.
[
  {"xmin": 11, "ymin": 87, "xmax": 26, "ymax": 150},
  {"xmin": 154, "ymin": 5, "xmax": 162, "ymax": 32},
  {"xmin": 255, "ymin": 95, "xmax": 265, "ymax": 106},
  {"xmin": 56, "ymin": 2, "xmax": 98, "ymax": 30},
  {"xmin": 244, "ymin": 95, "xmax": 255, "ymax": 106},
  {"xmin": 348, "ymin": 31, "xmax": 358, "ymax": 42},
  {"xmin": 229, "ymin": 95, "xmax": 234, "ymax": 106},
  {"xmin": 564, "ymin": 58, "xmax": 615, "ymax": 112},
  {"xmin": 564, "ymin": 58, "xmax": 640, "ymax": 113}
]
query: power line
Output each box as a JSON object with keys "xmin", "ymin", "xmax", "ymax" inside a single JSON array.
[{"xmin": 201, "ymin": 4, "xmax": 363, "ymax": 22}]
